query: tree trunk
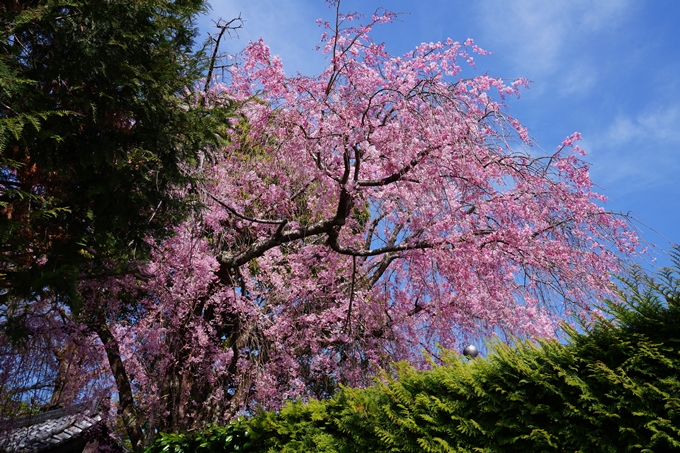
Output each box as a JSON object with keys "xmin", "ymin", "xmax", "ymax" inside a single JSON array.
[
  {"xmin": 46, "ymin": 344, "xmax": 78, "ymax": 409},
  {"xmin": 92, "ymin": 321, "xmax": 144, "ymax": 451}
]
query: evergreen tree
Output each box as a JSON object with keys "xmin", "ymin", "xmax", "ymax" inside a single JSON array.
[{"xmin": 0, "ymin": 0, "xmax": 219, "ymax": 305}]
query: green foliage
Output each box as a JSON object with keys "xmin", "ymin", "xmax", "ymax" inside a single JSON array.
[
  {"xmin": 0, "ymin": 0, "xmax": 232, "ymax": 304},
  {"xmin": 160, "ymin": 256, "xmax": 680, "ymax": 452},
  {"xmin": 145, "ymin": 422, "xmax": 252, "ymax": 453}
]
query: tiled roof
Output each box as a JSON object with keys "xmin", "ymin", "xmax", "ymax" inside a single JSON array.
[{"xmin": 0, "ymin": 403, "xmax": 101, "ymax": 453}]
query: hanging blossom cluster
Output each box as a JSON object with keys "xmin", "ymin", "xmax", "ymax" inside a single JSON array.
[{"xmin": 79, "ymin": 9, "xmax": 636, "ymax": 432}]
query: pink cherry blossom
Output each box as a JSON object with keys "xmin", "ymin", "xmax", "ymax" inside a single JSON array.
[{"xmin": 1, "ymin": 7, "xmax": 638, "ymax": 442}]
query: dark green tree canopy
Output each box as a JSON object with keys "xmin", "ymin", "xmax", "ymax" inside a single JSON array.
[{"xmin": 0, "ymin": 0, "xmax": 219, "ymax": 304}]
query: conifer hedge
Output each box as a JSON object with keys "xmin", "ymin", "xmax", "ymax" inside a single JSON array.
[{"xmin": 148, "ymin": 256, "xmax": 680, "ymax": 453}]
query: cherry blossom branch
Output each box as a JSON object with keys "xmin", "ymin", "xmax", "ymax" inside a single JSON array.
[
  {"xmin": 344, "ymin": 255, "xmax": 357, "ymax": 332},
  {"xmin": 326, "ymin": 230, "xmax": 430, "ymax": 256},
  {"xmin": 365, "ymin": 252, "xmax": 400, "ymax": 288},
  {"xmin": 208, "ymin": 192, "xmax": 286, "ymax": 225},
  {"xmin": 357, "ymin": 147, "xmax": 435, "ymax": 187}
]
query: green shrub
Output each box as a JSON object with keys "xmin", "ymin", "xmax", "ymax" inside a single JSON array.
[{"xmin": 145, "ymin": 422, "xmax": 251, "ymax": 453}]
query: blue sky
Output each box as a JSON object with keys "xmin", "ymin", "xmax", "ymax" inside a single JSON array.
[{"xmin": 199, "ymin": 0, "xmax": 680, "ymax": 270}]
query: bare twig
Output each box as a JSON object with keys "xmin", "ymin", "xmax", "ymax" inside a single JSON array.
[{"xmin": 204, "ymin": 16, "xmax": 244, "ymax": 96}]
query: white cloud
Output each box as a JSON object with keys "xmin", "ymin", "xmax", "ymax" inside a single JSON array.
[
  {"xmin": 606, "ymin": 107, "xmax": 680, "ymax": 146},
  {"xmin": 588, "ymin": 105, "xmax": 680, "ymax": 191},
  {"xmin": 579, "ymin": 0, "xmax": 632, "ymax": 30},
  {"xmin": 636, "ymin": 109, "xmax": 680, "ymax": 143},
  {"xmin": 557, "ymin": 63, "xmax": 598, "ymax": 96},
  {"xmin": 472, "ymin": 0, "xmax": 633, "ymax": 90}
]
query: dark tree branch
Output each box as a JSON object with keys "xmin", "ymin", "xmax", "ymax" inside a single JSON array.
[
  {"xmin": 204, "ymin": 16, "xmax": 244, "ymax": 96},
  {"xmin": 219, "ymin": 218, "xmax": 337, "ymax": 268},
  {"xmin": 365, "ymin": 252, "xmax": 399, "ymax": 288},
  {"xmin": 208, "ymin": 192, "xmax": 286, "ymax": 225},
  {"xmin": 357, "ymin": 147, "xmax": 435, "ymax": 187}
]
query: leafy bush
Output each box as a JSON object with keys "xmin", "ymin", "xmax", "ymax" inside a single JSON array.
[{"xmin": 145, "ymin": 422, "xmax": 251, "ymax": 453}]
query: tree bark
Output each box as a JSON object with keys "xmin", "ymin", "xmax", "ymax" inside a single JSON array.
[
  {"xmin": 46, "ymin": 344, "xmax": 78, "ymax": 409},
  {"xmin": 92, "ymin": 321, "xmax": 144, "ymax": 451}
]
